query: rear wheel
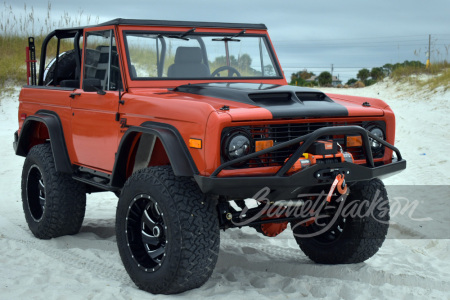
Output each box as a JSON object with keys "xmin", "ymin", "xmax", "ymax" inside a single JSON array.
[
  {"xmin": 291, "ymin": 178, "xmax": 389, "ymax": 264},
  {"xmin": 22, "ymin": 143, "xmax": 86, "ymax": 239},
  {"xmin": 116, "ymin": 166, "xmax": 219, "ymax": 294}
]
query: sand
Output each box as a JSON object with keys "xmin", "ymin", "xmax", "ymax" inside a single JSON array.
[{"xmin": 1, "ymin": 80, "xmax": 449, "ymax": 299}]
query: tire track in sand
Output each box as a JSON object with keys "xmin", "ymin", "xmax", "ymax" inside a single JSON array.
[
  {"xmin": 0, "ymin": 215, "xmax": 132, "ymax": 285},
  {"xmin": 219, "ymin": 239, "xmax": 450, "ymax": 292}
]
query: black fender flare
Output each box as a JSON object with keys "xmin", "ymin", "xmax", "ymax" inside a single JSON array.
[
  {"xmin": 15, "ymin": 110, "xmax": 72, "ymax": 174},
  {"xmin": 111, "ymin": 122, "xmax": 199, "ymax": 188}
]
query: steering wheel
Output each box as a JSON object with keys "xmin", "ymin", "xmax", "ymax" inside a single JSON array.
[{"xmin": 211, "ymin": 66, "xmax": 241, "ymax": 77}]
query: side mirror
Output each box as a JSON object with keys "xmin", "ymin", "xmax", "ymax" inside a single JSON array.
[{"xmin": 83, "ymin": 78, "xmax": 106, "ymax": 95}]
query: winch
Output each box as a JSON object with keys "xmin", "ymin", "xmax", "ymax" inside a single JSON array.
[{"xmin": 286, "ymin": 140, "xmax": 353, "ymax": 175}]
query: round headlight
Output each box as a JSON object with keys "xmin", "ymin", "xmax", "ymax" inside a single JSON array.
[
  {"xmin": 224, "ymin": 132, "xmax": 251, "ymax": 161},
  {"xmin": 369, "ymin": 127, "xmax": 384, "ymax": 149}
]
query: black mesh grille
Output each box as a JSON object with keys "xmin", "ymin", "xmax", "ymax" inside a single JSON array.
[{"xmin": 251, "ymin": 122, "xmax": 335, "ymax": 143}]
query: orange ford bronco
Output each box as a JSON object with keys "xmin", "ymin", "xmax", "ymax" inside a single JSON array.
[{"xmin": 14, "ymin": 19, "xmax": 406, "ymax": 294}]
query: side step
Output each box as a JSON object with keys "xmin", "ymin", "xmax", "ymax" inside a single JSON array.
[
  {"xmin": 72, "ymin": 166, "xmax": 119, "ymax": 192},
  {"xmin": 73, "ymin": 176, "xmax": 119, "ymax": 192}
]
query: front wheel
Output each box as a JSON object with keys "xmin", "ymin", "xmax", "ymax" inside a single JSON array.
[
  {"xmin": 291, "ymin": 178, "xmax": 390, "ymax": 264},
  {"xmin": 116, "ymin": 166, "xmax": 220, "ymax": 294}
]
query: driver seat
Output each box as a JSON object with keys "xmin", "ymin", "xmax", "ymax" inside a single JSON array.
[{"xmin": 167, "ymin": 47, "xmax": 210, "ymax": 78}]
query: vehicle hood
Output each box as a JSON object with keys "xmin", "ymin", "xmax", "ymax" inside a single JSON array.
[{"xmin": 174, "ymin": 83, "xmax": 384, "ymax": 121}]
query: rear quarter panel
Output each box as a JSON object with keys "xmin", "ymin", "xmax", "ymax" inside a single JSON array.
[{"xmin": 18, "ymin": 87, "xmax": 75, "ymax": 161}]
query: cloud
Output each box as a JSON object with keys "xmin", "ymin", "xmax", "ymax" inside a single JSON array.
[{"xmin": 4, "ymin": 0, "xmax": 450, "ymax": 81}]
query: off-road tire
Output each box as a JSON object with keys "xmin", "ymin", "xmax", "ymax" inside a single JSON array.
[
  {"xmin": 116, "ymin": 166, "xmax": 220, "ymax": 294},
  {"xmin": 21, "ymin": 143, "xmax": 86, "ymax": 239},
  {"xmin": 291, "ymin": 178, "xmax": 389, "ymax": 264}
]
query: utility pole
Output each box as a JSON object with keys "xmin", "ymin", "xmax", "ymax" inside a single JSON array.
[
  {"xmin": 331, "ymin": 64, "xmax": 334, "ymax": 77},
  {"xmin": 426, "ymin": 34, "xmax": 431, "ymax": 68}
]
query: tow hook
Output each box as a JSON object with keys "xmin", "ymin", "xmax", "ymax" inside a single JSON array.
[{"xmin": 326, "ymin": 172, "xmax": 348, "ymax": 202}]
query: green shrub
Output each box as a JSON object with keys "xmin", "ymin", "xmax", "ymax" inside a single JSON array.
[
  {"xmin": 346, "ymin": 78, "xmax": 357, "ymax": 85},
  {"xmin": 370, "ymin": 67, "xmax": 384, "ymax": 81},
  {"xmin": 318, "ymin": 71, "xmax": 332, "ymax": 86},
  {"xmin": 364, "ymin": 79, "xmax": 376, "ymax": 86},
  {"xmin": 357, "ymin": 68, "xmax": 370, "ymax": 82}
]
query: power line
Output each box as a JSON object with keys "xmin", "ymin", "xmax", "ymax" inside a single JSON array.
[
  {"xmin": 283, "ymin": 66, "xmax": 373, "ymax": 69},
  {"xmin": 275, "ymin": 39, "xmax": 431, "ymax": 45},
  {"xmin": 275, "ymin": 35, "xmax": 425, "ymax": 43},
  {"xmin": 272, "ymin": 35, "xmax": 450, "ymax": 50},
  {"xmin": 274, "ymin": 40, "xmax": 450, "ymax": 46},
  {"xmin": 272, "ymin": 34, "xmax": 450, "ymax": 43},
  {"xmin": 276, "ymin": 44, "xmax": 431, "ymax": 49},
  {"xmin": 275, "ymin": 43, "xmax": 449, "ymax": 49}
]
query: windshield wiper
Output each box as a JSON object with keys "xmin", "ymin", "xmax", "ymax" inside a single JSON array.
[
  {"xmin": 166, "ymin": 28, "xmax": 196, "ymax": 40},
  {"xmin": 212, "ymin": 30, "xmax": 246, "ymax": 42}
]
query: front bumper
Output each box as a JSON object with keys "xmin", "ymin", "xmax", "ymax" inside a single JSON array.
[{"xmin": 195, "ymin": 126, "xmax": 406, "ymax": 199}]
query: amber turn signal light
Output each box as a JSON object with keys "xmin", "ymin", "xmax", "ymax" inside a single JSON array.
[
  {"xmin": 255, "ymin": 140, "xmax": 274, "ymax": 152},
  {"xmin": 347, "ymin": 135, "xmax": 363, "ymax": 147},
  {"xmin": 189, "ymin": 138, "xmax": 202, "ymax": 149}
]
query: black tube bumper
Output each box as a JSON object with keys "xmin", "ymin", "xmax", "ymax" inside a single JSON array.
[
  {"xmin": 194, "ymin": 126, "xmax": 406, "ymax": 200},
  {"xmin": 195, "ymin": 159, "xmax": 406, "ymax": 199}
]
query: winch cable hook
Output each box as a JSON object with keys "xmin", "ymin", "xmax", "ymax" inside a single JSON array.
[{"xmin": 326, "ymin": 173, "xmax": 347, "ymax": 202}]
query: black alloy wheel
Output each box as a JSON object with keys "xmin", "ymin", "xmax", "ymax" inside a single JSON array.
[{"xmin": 126, "ymin": 194, "xmax": 167, "ymax": 272}]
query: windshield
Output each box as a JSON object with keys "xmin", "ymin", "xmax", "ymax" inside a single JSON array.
[{"xmin": 123, "ymin": 31, "xmax": 280, "ymax": 80}]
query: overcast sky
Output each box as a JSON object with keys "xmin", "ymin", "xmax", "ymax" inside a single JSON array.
[{"xmin": 3, "ymin": 0, "xmax": 450, "ymax": 82}]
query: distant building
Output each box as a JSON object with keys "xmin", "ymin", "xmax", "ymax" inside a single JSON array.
[
  {"xmin": 331, "ymin": 76, "xmax": 342, "ymax": 87},
  {"xmin": 306, "ymin": 75, "xmax": 342, "ymax": 87}
]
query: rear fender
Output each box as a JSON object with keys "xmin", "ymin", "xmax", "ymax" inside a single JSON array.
[{"xmin": 15, "ymin": 110, "xmax": 72, "ymax": 174}]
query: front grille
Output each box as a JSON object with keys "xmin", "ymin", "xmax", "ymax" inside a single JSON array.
[
  {"xmin": 251, "ymin": 122, "xmax": 335, "ymax": 143},
  {"xmin": 249, "ymin": 122, "xmax": 365, "ymax": 167},
  {"xmin": 221, "ymin": 121, "xmax": 385, "ymax": 168}
]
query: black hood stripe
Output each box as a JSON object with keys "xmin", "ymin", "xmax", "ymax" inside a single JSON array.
[{"xmin": 175, "ymin": 83, "xmax": 349, "ymax": 119}]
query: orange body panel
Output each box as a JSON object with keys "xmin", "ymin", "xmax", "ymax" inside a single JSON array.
[
  {"xmin": 19, "ymin": 88, "xmax": 75, "ymax": 160},
  {"xmin": 71, "ymin": 90, "xmax": 121, "ymax": 172}
]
